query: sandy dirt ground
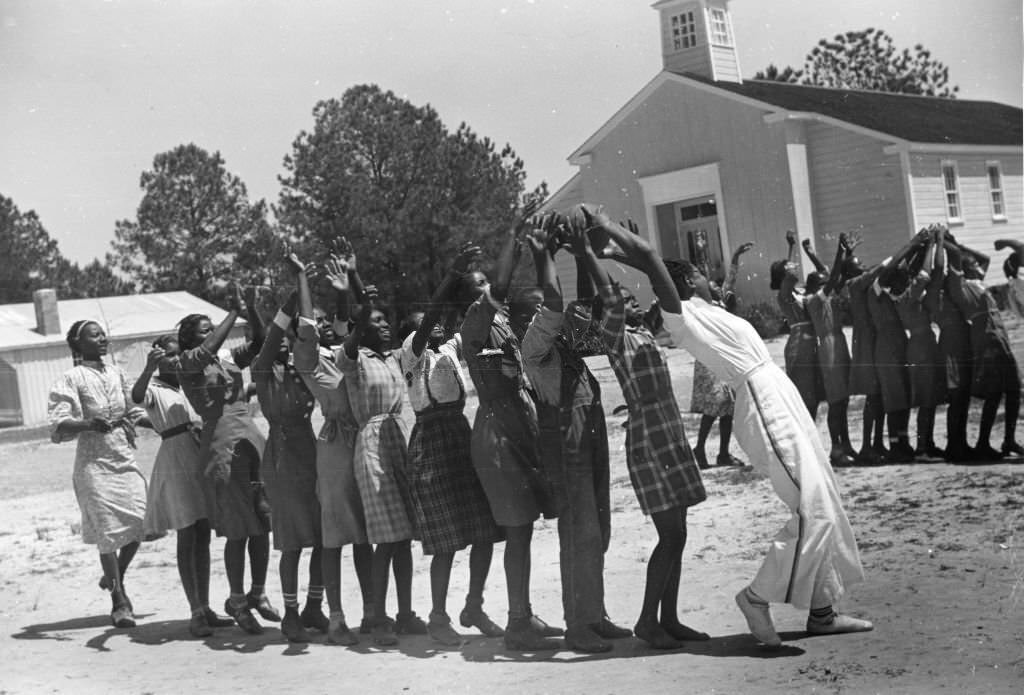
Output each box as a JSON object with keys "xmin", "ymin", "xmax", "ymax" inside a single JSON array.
[{"xmin": 1, "ymin": 325, "xmax": 1022, "ymax": 694}]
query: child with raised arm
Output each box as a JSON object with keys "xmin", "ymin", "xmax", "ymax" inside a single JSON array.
[
  {"xmin": 520, "ymin": 216, "xmax": 632, "ymax": 653},
  {"xmin": 174, "ymin": 285, "xmax": 276, "ymax": 635},
  {"xmin": 566, "ymin": 209, "xmax": 708, "ymax": 650},
  {"xmin": 340, "ymin": 283, "xmax": 425, "ymax": 646},
  {"xmin": 251, "ymin": 258, "xmax": 328, "ymax": 643},
  {"xmin": 574, "ymin": 205, "xmax": 871, "ymax": 647},
  {"xmin": 459, "ymin": 223, "xmax": 564, "ymax": 652},
  {"xmin": 133, "ymin": 335, "xmax": 232, "ymax": 636},
  {"xmin": 292, "ymin": 249, "xmax": 373, "ymax": 645},
  {"xmin": 400, "ymin": 243, "xmax": 504, "ymax": 646}
]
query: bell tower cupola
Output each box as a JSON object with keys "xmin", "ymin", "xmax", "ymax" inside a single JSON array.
[{"xmin": 653, "ymin": 0, "xmax": 742, "ymax": 83}]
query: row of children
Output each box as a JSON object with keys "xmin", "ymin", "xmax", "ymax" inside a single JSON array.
[
  {"xmin": 48, "ymin": 205, "xmax": 873, "ymax": 653},
  {"xmin": 771, "ymin": 226, "xmax": 1021, "ymax": 466}
]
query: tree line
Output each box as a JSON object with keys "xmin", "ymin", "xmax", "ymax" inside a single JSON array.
[{"xmin": 1, "ymin": 29, "xmax": 958, "ymax": 309}]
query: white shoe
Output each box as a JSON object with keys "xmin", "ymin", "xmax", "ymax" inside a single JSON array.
[
  {"xmin": 735, "ymin": 588, "xmax": 782, "ymax": 647},
  {"xmin": 806, "ymin": 613, "xmax": 874, "ymax": 635}
]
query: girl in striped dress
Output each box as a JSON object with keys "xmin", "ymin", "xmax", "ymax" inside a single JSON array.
[
  {"xmin": 132, "ymin": 335, "xmax": 233, "ymax": 636},
  {"xmin": 339, "ymin": 284, "xmax": 425, "ymax": 646},
  {"xmin": 49, "ymin": 319, "xmax": 147, "ymax": 628}
]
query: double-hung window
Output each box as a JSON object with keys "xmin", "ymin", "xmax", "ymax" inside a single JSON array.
[
  {"xmin": 941, "ymin": 160, "xmax": 962, "ymax": 223},
  {"xmin": 986, "ymin": 161, "xmax": 1005, "ymax": 219}
]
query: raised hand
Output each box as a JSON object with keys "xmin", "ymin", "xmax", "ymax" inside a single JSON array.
[
  {"xmin": 785, "ymin": 229, "xmax": 797, "ymax": 246},
  {"xmin": 735, "ymin": 242, "xmax": 754, "ymax": 256},
  {"xmin": 525, "ymin": 217, "xmax": 553, "ymax": 255},
  {"xmin": 227, "ymin": 283, "xmax": 247, "ymax": 314},
  {"xmin": 362, "ymin": 284, "xmax": 379, "ymax": 307},
  {"xmin": 145, "ymin": 346, "xmax": 166, "ymax": 371},
  {"xmin": 451, "ymin": 242, "xmax": 482, "ymax": 275},
  {"xmin": 323, "ymin": 255, "xmax": 350, "ymax": 292},
  {"xmin": 801, "ymin": 238, "xmax": 813, "ymax": 251}
]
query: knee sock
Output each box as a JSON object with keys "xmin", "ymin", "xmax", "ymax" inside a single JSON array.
[{"xmin": 306, "ymin": 585, "xmax": 324, "ymax": 609}]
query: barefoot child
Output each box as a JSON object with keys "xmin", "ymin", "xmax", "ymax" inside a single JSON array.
[
  {"xmin": 566, "ymin": 210, "xmax": 708, "ymax": 651},
  {"xmin": 132, "ymin": 335, "xmax": 232, "ymax": 637},
  {"xmin": 49, "ymin": 319, "xmax": 147, "ymax": 628}
]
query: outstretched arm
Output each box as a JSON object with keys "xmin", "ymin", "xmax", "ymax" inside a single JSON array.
[
  {"xmin": 526, "ymin": 214, "xmax": 563, "ymax": 314},
  {"xmin": 344, "ymin": 285, "xmax": 377, "ymax": 360},
  {"xmin": 571, "ymin": 205, "xmax": 681, "ymax": 313},
  {"xmin": 131, "ymin": 346, "xmax": 165, "ymax": 405},
  {"xmin": 200, "ymin": 284, "xmax": 245, "ymax": 355},
  {"xmin": 411, "ymin": 244, "xmax": 480, "ymax": 358},
  {"xmin": 822, "ymin": 237, "xmax": 847, "ymax": 295},
  {"xmin": 802, "ymin": 238, "xmax": 828, "ymax": 274}
]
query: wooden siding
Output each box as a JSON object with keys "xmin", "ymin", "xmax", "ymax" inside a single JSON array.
[
  {"xmin": 910, "ymin": 153, "xmax": 1024, "ymax": 283},
  {"xmin": 572, "ymin": 79, "xmax": 798, "ymax": 306},
  {"xmin": 660, "ymin": 5, "xmax": 713, "ymax": 78},
  {"xmin": 804, "ymin": 122, "xmax": 909, "ymax": 267},
  {"xmin": 1, "ymin": 329, "xmax": 248, "ymax": 426},
  {"xmin": 709, "ymin": 45, "xmax": 740, "ymax": 82}
]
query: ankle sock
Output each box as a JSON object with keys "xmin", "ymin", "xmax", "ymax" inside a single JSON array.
[
  {"xmin": 809, "ymin": 606, "xmax": 836, "ymax": 623},
  {"xmin": 306, "ymin": 585, "xmax": 324, "ymax": 605},
  {"xmin": 283, "ymin": 593, "xmax": 299, "ymax": 609},
  {"xmin": 229, "ymin": 593, "xmax": 246, "ymax": 608},
  {"xmin": 249, "ymin": 584, "xmax": 265, "ymax": 598}
]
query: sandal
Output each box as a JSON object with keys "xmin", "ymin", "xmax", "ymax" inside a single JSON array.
[{"xmin": 111, "ymin": 603, "xmax": 136, "ymax": 629}]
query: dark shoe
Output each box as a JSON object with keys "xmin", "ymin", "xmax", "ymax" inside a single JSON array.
[
  {"xmin": 885, "ymin": 444, "xmax": 915, "ymax": 464},
  {"xmin": 564, "ymin": 625, "xmax": 612, "ymax": 653},
  {"xmin": 1001, "ymin": 441, "xmax": 1024, "ymax": 457},
  {"xmin": 359, "ymin": 616, "xmax": 374, "ymax": 634},
  {"xmin": 326, "ymin": 618, "xmax": 358, "ymax": 646},
  {"xmin": 459, "ymin": 606, "xmax": 505, "ymax": 637},
  {"xmin": 372, "ymin": 617, "xmax": 398, "ymax": 646},
  {"xmin": 111, "ymin": 603, "xmax": 136, "ymax": 629},
  {"xmin": 946, "ymin": 445, "xmax": 975, "ymax": 463},
  {"xmin": 591, "ymin": 617, "xmax": 632, "ymax": 639},
  {"xmin": 189, "ymin": 612, "xmax": 213, "ymax": 638},
  {"xmin": 854, "ymin": 448, "xmax": 883, "ymax": 466},
  {"xmin": 395, "ymin": 611, "xmax": 428, "ymax": 635},
  {"xmin": 528, "ymin": 613, "xmax": 564, "ymax": 637},
  {"xmin": 695, "ymin": 448, "xmax": 710, "ymax": 470},
  {"xmin": 914, "ymin": 445, "xmax": 946, "ymax": 463},
  {"xmin": 503, "ymin": 619, "xmax": 560, "ymax": 652},
  {"xmin": 203, "ymin": 607, "xmax": 235, "ymax": 628},
  {"xmin": 225, "ymin": 598, "xmax": 263, "ymax": 635},
  {"xmin": 971, "ymin": 444, "xmax": 1003, "ymax": 462},
  {"xmin": 300, "ymin": 603, "xmax": 330, "ymax": 633},
  {"xmin": 428, "ymin": 612, "xmax": 464, "ymax": 646},
  {"xmin": 717, "ymin": 453, "xmax": 746, "ymax": 467},
  {"xmin": 247, "ymin": 592, "xmax": 281, "ymax": 622},
  {"xmin": 829, "ymin": 450, "xmax": 856, "ymax": 468},
  {"xmin": 281, "ymin": 608, "xmax": 311, "ymax": 643}
]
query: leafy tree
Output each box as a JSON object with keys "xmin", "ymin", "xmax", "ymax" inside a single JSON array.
[
  {"xmin": 0, "ymin": 194, "xmax": 67, "ymax": 303},
  {"xmin": 276, "ymin": 84, "xmax": 546, "ymax": 317},
  {"xmin": 53, "ymin": 258, "xmax": 135, "ymax": 299},
  {"xmin": 755, "ymin": 28, "xmax": 959, "ymax": 98},
  {"xmin": 110, "ymin": 144, "xmax": 279, "ymax": 303}
]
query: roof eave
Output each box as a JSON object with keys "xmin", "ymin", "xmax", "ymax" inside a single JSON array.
[{"xmin": 882, "ymin": 142, "xmax": 1024, "ymax": 155}]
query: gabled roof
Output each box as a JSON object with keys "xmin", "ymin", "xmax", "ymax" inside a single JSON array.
[
  {"xmin": 570, "ymin": 70, "xmax": 1022, "ymax": 162},
  {"xmin": 0, "ymin": 291, "xmax": 243, "ymax": 351},
  {"xmin": 678, "ymin": 72, "xmax": 1023, "ymax": 146}
]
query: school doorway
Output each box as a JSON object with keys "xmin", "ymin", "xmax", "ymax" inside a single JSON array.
[{"xmin": 655, "ymin": 196, "xmax": 726, "ymax": 283}]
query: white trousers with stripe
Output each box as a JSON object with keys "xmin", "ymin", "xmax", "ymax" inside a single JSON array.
[{"xmin": 732, "ymin": 362, "xmax": 865, "ymax": 609}]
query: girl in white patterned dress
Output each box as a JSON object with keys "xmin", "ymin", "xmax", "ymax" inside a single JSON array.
[{"xmin": 48, "ymin": 319, "xmax": 147, "ymax": 628}]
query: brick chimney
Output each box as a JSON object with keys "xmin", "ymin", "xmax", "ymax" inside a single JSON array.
[
  {"xmin": 654, "ymin": 0, "xmax": 742, "ymax": 83},
  {"xmin": 33, "ymin": 289, "xmax": 62, "ymax": 336}
]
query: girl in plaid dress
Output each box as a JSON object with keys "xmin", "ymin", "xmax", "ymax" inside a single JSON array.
[
  {"xmin": 566, "ymin": 211, "xmax": 708, "ymax": 651},
  {"xmin": 400, "ymin": 244, "xmax": 503, "ymax": 646},
  {"xmin": 339, "ymin": 284, "xmax": 425, "ymax": 646}
]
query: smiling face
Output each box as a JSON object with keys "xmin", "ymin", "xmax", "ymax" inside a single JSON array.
[
  {"xmin": 314, "ymin": 308, "xmax": 337, "ymax": 346},
  {"xmin": 362, "ymin": 309, "xmax": 391, "ymax": 350}
]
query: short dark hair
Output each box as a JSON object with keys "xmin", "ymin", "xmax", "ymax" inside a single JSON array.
[
  {"xmin": 177, "ymin": 314, "xmax": 210, "ymax": 350},
  {"xmin": 769, "ymin": 260, "xmax": 788, "ymax": 290}
]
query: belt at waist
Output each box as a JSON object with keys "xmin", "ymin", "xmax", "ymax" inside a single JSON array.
[
  {"xmin": 364, "ymin": 411, "xmax": 402, "ymax": 426},
  {"xmin": 414, "ymin": 400, "xmax": 466, "ymax": 419},
  {"xmin": 790, "ymin": 321, "xmax": 812, "ymax": 330},
  {"xmin": 160, "ymin": 422, "xmax": 195, "ymax": 440}
]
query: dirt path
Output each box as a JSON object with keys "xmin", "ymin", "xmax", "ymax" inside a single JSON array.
[{"xmin": 1, "ymin": 333, "xmax": 1022, "ymax": 694}]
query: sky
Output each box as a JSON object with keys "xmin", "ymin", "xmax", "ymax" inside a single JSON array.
[{"xmin": 1, "ymin": 0, "xmax": 1021, "ymax": 265}]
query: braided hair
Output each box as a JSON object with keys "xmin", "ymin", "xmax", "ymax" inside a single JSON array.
[{"xmin": 65, "ymin": 319, "xmax": 100, "ymax": 366}]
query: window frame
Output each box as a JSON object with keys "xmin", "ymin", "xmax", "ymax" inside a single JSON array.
[
  {"xmin": 986, "ymin": 160, "xmax": 1006, "ymax": 221},
  {"xmin": 940, "ymin": 159, "xmax": 963, "ymax": 224},
  {"xmin": 669, "ymin": 11, "xmax": 697, "ymax": 51},
  {"xmin": 707, "ymin": 7, "xmax": 733, "ymax": 47}
]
